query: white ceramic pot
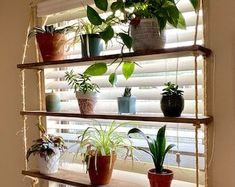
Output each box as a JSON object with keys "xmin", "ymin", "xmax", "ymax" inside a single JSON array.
[
  {"xmin": 75, "ymin": 92, "xmax": 98, "ymax": 114},
  {"xmin": 38, "ymin": 148, "xmax": 60, "ymax": 174},
  {"xmin": 130, "ymin": 18, "xmax": 166, "ymax": 51}
]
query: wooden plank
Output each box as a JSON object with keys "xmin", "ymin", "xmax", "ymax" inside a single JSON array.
[
  {"xmin": 17, "ymin": 45, "xmax": 212, "ymax": 69},
  {"xmin": 22, "ymin": 169, "xmax": 147, "ymax": 187},
  {"xmin": 20, "ymin": 111, "xmax": 213, "ymax": 124}
]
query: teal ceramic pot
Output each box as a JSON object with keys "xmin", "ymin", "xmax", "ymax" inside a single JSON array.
[
  {"xmin": 46, "ymin": 93, "xmax": 61, "ymax": 112},
  {"xmin": 81, "ymin": 34, "xmax": 104, "ymax": 58},
  {"xmin": 117, "ymin": 96, "xmax": 136, "ymax": 114},
  {"xmin": 160, "ymin": 95, "xmax": 184, "ymax": 117}
]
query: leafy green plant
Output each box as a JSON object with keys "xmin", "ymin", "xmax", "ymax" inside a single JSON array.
[
  {"xmin": 112, "ymin": 0, "xmax": 200, "ymax": 31},
  {"xmin": 26, "ymin": 123, "xmax": 66, "ymax": 161},
  {"xmin": 123, "ymin": 87, "xmax": 132, "ymax": 97},
  {"xmin": 28, "ymin": 25, "xmax": 73, "ymax": 38},
  {"xmin": 77, "ymin": 121, "xmax": 133, "ymax": 159},
  {"xmin": 128, "ymin": 125, "xmax": 175, "ymax": 173},
  {"xmin": 65, "ymin": 70, "xmax": 100, "ymax": 94},
  {"xmin": 161, "ymin": 82, "xmax": 184, "ymax": 96}
]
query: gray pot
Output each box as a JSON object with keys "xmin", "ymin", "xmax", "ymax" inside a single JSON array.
[
  {"xmin": 130, "ymin": 18, "xmax": 166, "ymax": 51},
  {"xmin": 117, "ymin": 96, "xmax": 136, "ymax": 114}
]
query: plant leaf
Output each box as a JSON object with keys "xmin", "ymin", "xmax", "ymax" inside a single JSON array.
[
  {"xmin": 122, "ymin": 61, "xmax": 135, "ymax": 80},
  {"xmin": 84, "ymin": 63, "xmax": 107, "ymax": 76},
  {"xmin": 100, "ymin": 25, "xmax": 114, "ymax": 43},
  {"xmin": 177, "ymin": 12, "xmax": 186, "ymax": 29},
  {"xmin": 118, "ymin": 33, "xmax": 133, "ymax": 49},
  {"xmin": 94, "ymin": 0, "xmax": 108, "ymax": 11},
  {"xmin": 190, "ymin": 0, "xmax": 200, "ymax": 12},
  {"xmin": 109, "ymin": 73, "xmax": 117, "ymax": 86},
  {"xmin": 87, "ymin": 6, "xmax": 103, "ymax": 26},
  {"xmin": 111, "ymin": 0, "xmax": 124, "ymax": 12}
]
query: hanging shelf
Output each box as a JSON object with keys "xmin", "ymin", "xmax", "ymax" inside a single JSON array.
[
  {"xmin": 20, "ymin": 111, "xmax": 213, "ymax": 125},
  {"xmin": 17, "ymin": 45, "xmax": 212, "ymax": 70}
]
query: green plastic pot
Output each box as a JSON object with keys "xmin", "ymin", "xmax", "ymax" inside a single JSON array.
[{"xmin": 80, "ymin": 34, "xmax": 104, "ymax": 58}]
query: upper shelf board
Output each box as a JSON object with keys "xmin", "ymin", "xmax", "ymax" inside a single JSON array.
[
  {"xmin": 20, "ymin": 110, "xmax": 213, "ymax": 124},
  {"xmin": 17, "ymin": 45, "xmax": 212, "ymax": 70}
]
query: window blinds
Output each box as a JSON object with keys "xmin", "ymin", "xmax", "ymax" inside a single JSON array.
[{"xmin": 41, "ymin": 0, "xmax": 205, "ymax": 179}]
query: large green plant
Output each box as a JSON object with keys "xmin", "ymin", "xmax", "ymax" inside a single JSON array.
[
  {"xmin": 65, "ymin": 70, "xmax": 100, "ymax": 94},
  {"xmin": 128, "ymin": 125, "xmax": 175, "ymax": 173},
  {"xmin": 112, "ymin": 0, "xmax": 200, "ymax": 31}
]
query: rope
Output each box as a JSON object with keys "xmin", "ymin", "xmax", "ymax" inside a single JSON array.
[{"xmin": 194, "ymin": 124, "xmax": 200, "ymax": 187}]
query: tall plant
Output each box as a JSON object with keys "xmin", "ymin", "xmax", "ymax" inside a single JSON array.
[{"xmin": 128, "ymin": 125, "xmax": 174, "ymax": 173}]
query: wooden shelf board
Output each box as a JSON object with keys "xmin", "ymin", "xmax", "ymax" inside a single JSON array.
[
  {"xmin": 20, "ymin": 111, "xmax": 213, "ymax": 124},
  {"xmin": 22, "ymin": 169, "xmax": 204, "ymax": 187},
  {"xmin": 17, "ymin": 45, "xmax": 212, "ymax": 69},
  {"xmin": 22, "ymin": 169, "xmax": 147, "ymax": 187}
]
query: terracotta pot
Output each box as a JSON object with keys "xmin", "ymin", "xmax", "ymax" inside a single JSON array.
[
  {"xmin": 76, "ymin": 92, "xmax": 97, "ymax": 114},
  {"xmin": 36, "ymin": 33, "xmax": 66, "ymax": 61},
  {"xmin": 87, "ymin": 154, "xmax": 117, "ymax": 185},
  {"xmin": 148, "ymin": 169, "xmax": 173, "ymax": 187}
]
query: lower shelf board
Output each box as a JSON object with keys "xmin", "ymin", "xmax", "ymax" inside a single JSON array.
[{"xmin": 22, "ymin": 169, "xmax": 204, "ymax": 187}]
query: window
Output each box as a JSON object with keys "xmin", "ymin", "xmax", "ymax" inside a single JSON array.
[{"xmin": 38, "ymin": 0, "xmax": 205, "ymax": 185}]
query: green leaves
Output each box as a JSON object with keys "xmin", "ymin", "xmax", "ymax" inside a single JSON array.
[
  {"xmin": 122, "ymin": 61, "xmax": 135, "ymax": 80},
  {"xmin": 84, "ymin": 63, "xmax": 107, "ymax": 76},
  {"xmin": 87, "ymin": 6, "xmax": 103, "ymax": 26},
  {"xmin": 94, "ymin": 0, "xmax": 108, "ymax": 11},
  {"xmin": 119, "ymin": 33, "xmax": 133, "ymax": 49},
  {"xmin": 100, "ymin": 25, "xmax": 114, "ymax": 43},
  {"xmin": 128, "ymin": 125, "xmax": 175, "ymax": 173},
  {"xmin": 190, "ymin": 0, "xmax": 200, "ymax": 12},
  {"xmin": 109, "ymin": 73, "xmax": 117, "ymax": 86},
  {"xmin": 111, "ymin": 0, "xmax": 124, "ymax": 12}
]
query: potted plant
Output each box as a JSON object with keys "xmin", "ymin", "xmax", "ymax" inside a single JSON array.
[
  {"xmin": 26, "ymin": 124, "xmax": 66, "ymax": 174},
  {"xmin": 161, "ymin": 82, "xmax": 184, "ymax": 117},
  {"xmin": 64, "ymin": 70, "xmax": 100, "ymax": 114},
  {"xmin": 79, "ymin": 21, "xmax": 105, "ymax": 58},
  {"xmin": 117, "ymin": 87, "xmax": 136, "ymax": 114},
  {"xmin": 114, "ymin": 0, "xmax": 199, "ymax": 51},
  {"xmin": 128, "ymin": 125, "xmax": 175, "ymax": 187},
  {"xmin": 77, "ymin": 121, "xmax": 133, "ymax": 185},
  {"xmin": 28, "ymin": 25, "xmax": 72, "ymax": 61}
]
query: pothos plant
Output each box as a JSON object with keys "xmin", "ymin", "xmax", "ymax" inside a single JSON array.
[
  {"xmin": 82, "ymin": 0, "xmax": 137, "ymax": 86},
  {"xmin": 26, "ymin": 123, "xmax": 66, "ymax": 161},
  {"xmin": 128, "ymin": 125, "xmax": 175, "ymax": 173}
]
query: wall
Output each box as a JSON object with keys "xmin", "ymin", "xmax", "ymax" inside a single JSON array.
[
  {"xmin": 207, "ymin": 0, "xmax": 235, "ymax": 186},
  {"xmin": 0, "ymin": 0, "xmax": 38, "ymax": 186}
]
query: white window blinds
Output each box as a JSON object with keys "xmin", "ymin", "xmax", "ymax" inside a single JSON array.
[{"xmin": 41, "ymin": 0, "xmax": 205, "ymax": 183}]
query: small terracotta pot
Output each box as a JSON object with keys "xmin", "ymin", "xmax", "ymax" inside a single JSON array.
[
  {"xmin": 87, "ymin": 154, "xmax": 117, "ymax": 185},
  {"xmin": 148, "ymin": 169, "xmax": 173, "ymax": 187},
  {"xmin": 36, "ymin": 33, "xmax": 66, "ymax": 61},
  {"xmin": 76, "ymin": 92, "xmax": 97, "ymax": 114}
]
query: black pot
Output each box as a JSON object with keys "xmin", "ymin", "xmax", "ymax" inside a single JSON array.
[
  {"xmin": 160, "ymin": 95, "xmax": 184, "ymax": 117},
  {"xmin": 80, "ymin": 34, "xmax": 104, "ymax": 58}
]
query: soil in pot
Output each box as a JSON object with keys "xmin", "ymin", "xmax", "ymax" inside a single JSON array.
[
  {"xmin": 148, "ymin": 168, "xmax": 173, "ymax": 187},
  {"xmin": 36, "ymin": 33, "xmax": 66, "ymax": 61},
  {"xmin": 76, "ymin": 92, "xmax": 97, "ymax": 114},
  {"xmin": 130, "ymin": 18, "xmax": 166, "ymax": 51},
  {"xmin": 80, "ymin": 34, "xmax": 104, "ymax": 58},
  {"xmin": 87, "ymin": 154, "xmax": 117, "ymax": 185},
  {"xmin": 160, "ymin": 95, "xmax": 184, "ymax": 117}
]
